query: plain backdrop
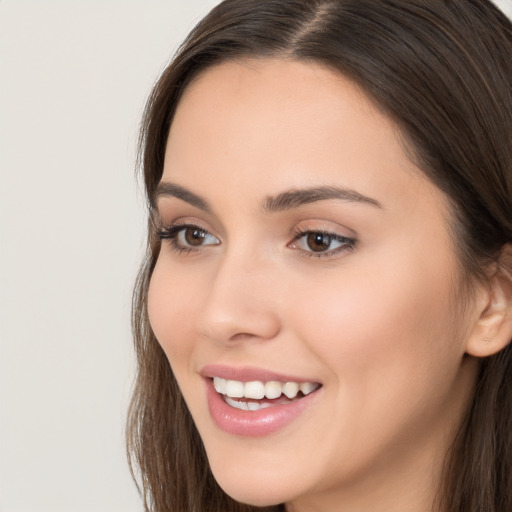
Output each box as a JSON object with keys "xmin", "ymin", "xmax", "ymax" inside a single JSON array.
[{"xmin": 1, "ymin": 1, "xmax": 511, "ymax": 512}]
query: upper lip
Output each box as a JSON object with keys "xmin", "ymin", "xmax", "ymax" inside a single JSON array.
[{"xmin": 200, "ymin": 364, "xmax": 321, "ymax": 384}]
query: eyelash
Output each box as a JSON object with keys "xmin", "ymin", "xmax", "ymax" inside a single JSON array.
[
  {"xmin": 290, "ymin": 228, "xmax": 356, "ymax": 258},
  {"xmin": 157, "ymin": 223, "xmax": 356, "ymax": 259},
  {"xmin": 158, "ymin": 223, "xmax": 213, "ymax": 255}
]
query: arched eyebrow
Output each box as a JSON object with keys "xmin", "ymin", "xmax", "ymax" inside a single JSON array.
[
  {"xmin": 153, "ymin": 182, "xmax": 381, "ymax": 213},
  {"xmin": 262, "ymin": 186, "xmax": 382, "ymax": 212},
  {"xmin": 153, "ymin": 182, "xmax": 212, "ymax": 212}
]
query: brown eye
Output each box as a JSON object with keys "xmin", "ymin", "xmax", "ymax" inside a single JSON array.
[
  {"xmin": 184, "ymin": 227, "xmax": 207, "ymax": 246},
  {"xmin": 306, "ymin": 233, "xmax": 333, "ymax": 252},
  {"xmin": 290, "ymin": 230, "xmax": 356, "ymax": 258},
  {"xmin": 174, "ymin": 225, "xmax": 220, "ymax": 248},
  {"xmin": 158, "ymin": 223, "xmax": 220, "ymax": 252}
]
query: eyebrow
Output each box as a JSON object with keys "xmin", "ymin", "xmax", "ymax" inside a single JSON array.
[
  {"xmin": 153, "ymin": 182, "xmax": 381, "ymax": 213},
  {"xmin": 153, "ymin": 182, "xmax": 212, "ymax": 213},
  {"xmin": 262, "ymin": 186, "xmax": 382, "ymax": 212}
]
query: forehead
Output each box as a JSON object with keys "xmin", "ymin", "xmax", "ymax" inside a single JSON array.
[
  {"xmin": 173, "ymin": 58, "xmax": 382, "ymax": 139},
  {"xmin": 167, "ymin": 59, "xmax": 428, "ymax": 199},
  {"xmin": 179, "ymin": 57, "xmax": 373, "ymax": 118},
  {"xmin": 163, "ymin": 58, "xmax": 450, "ymax": 226}
]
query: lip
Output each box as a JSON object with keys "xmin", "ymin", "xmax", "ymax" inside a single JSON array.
[
  {"xmin": 200, "ymin": 364, "xmax": 318, "ymax": 383},
  {"xmin": 201, "ymin": 365, "xmax": 322, "ymax": 437}
]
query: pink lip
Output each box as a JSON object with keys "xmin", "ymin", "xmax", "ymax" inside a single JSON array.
[
  {"xmin": 201, "ymin": 365, "xmax": 322, "ymax": 437},
  {"xmin": 201, "ymin": 364, "xmax": 318, "ymax": 383}
]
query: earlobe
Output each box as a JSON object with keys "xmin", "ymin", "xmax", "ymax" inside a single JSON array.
[{"xmin": 465, "ymin": 245, "xmax": 512, "ymax": 358}]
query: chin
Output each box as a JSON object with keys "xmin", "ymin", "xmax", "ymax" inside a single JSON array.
[
  {"xmin": 216, "ymin": 481, "xmax": 287, "ymax": 508},
  {"xmin": 208, "ymin": 458, "xmax": 299, "ymax": 507}
]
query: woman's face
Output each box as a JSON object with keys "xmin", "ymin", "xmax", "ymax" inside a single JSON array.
[{"xmin": 148, "ymin": 59, "xmax": 480, "ymax": 510}]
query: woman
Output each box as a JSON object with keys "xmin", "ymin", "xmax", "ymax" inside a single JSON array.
[{"xmin": 127, "ymin": 1, "xmax": 512, "ymax": 511}]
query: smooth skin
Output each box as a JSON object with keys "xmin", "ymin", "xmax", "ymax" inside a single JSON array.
[{"xmin": 148, "ymin": 59, "xmax": 511, "ymax": 512}]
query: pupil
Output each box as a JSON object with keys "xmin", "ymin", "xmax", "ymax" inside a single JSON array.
[
  {"xmin": 307, "ymin": 233, "xmax": 331, "ymax": 252},
  {"xmin": 185, "ymin": 228, "xmax": 205, "ymax": 246}
]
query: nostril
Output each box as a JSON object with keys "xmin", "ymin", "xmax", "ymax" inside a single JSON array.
[{"xmin": 228, "ymin": 332, "xmax": 260, "ymax": 343}]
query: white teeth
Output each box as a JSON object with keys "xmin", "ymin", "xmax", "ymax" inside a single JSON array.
[
  {"xmin": 244, "ymin": 381, "xmax": 266, "ymax": 399},
  {"xmin": 213, "ymin": 376, "xmax": 225, "ymax": 394},
  {"xmin": 213, "ymin": 377, "xmax": 319, "ymax": 400},
  {"xmin": 224, "ymin": 379, "xmax": 244, "ymax": 398},
  {"xmin": 225, "ymin": 397, "xmax": 273, "ymax": 411},
  {"xmin": 283, "ymin": 381, "xmax": 299, "ymax": 399},
  {"xmin": 264, "ymin": 381, "xmax": 282, "ymax": 399},
  {"xmin": 299, "ymin": 382, "xmax": 317, "ymax": 396},
  {"xmin": 225, "ymin": 397, "xmax": 248, "ymax": 410}
]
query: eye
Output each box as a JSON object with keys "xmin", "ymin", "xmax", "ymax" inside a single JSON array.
[
  {"xmin": 158, "ymin": 224, "xmax": 220, "ymax": 252},
  {"xmin": 178, "ymin": 226, "xmax": 217, "ymax": 247},
  {"xmin": 290, "ymin": 230, "xmax": 356, "ymax": 257}
]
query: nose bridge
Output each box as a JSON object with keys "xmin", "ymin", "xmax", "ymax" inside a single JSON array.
[{"xmin": 197, "ymin": 243, "xmax": 281, "ymax": 344}]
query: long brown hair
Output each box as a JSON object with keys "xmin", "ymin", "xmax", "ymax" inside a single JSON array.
[{"xmin": 127, "ymin": 1, "xmax": 512, "ymax": 511}]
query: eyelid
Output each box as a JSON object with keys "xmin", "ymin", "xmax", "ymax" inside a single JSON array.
[
  {"xmin": 288, "ymin": 225, "xmax": 357, "ymax": 258},
  {"xmin": 157, "ymin": 217, "xmax": 356, "ymax": 259},
  {"xmin": 158, "ymin": 221, "xmax": 220, "ymax": 253},
  {"xmin": 155, "ymin": 206, "xmax": 222, "ymax": 235}
]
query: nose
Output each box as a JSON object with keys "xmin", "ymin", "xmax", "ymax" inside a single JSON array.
[{"xmin": 196, "ymin": 250, "xmax": 281, "ymax": 345}]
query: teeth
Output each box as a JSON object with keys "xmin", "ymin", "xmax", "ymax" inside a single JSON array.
[
  {"xmin": 264, "ymin": 381, "xmax": 282, "ymax": 399},
  {"xmin": 213, "ymin": 377, "xmax": 225, "ymax": 394},
  {"xmin": 299, "ymin": 382, "xmax": 317, "ymax": 395},
  {"xmin": 225, "ymin": 396, "xmax": 248, "ymax": 410},
  {"xmin": 224, "ymin": 379, "xmax": 244, "ymax": 398},
  {"xmin": 247, "ymin": 401, "xmax": 265, "ymax": 411},
  {"xmin": 225, "ymin": 397, "xmax": 273, "ymax": 411},
  {"xmin": 244, "ymin": 381, "xmax": 265, "ymax": 399},
  {"xmin": 283, "ymin": 381, "xmax": 299, "ymax": 399},
  {"xmin": 213, "ymin": 377, "xmax": 319, "ymax": 400}
]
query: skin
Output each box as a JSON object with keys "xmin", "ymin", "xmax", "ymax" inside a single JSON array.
[{"xmin": 147, "ymin": 59, "xmax": 485, "ymax": 512}]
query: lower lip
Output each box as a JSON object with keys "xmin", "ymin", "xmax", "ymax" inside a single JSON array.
[{"xmin": 205, "ymin": 379, "xmax": 320, "ymax": 437}]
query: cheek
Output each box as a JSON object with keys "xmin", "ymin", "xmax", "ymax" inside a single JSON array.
[
  {"xmin": 281, "ymin": 255, "xmax": 468, "ymax": 478},
  {"xmin": 288, "ymin": 254, "xmax": 463, "ymax": 399},
  {"xmin": 147, "ymin": 257, "xmax": 200, "ymax": 364}
]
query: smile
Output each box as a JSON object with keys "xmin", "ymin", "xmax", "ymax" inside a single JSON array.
[
  {"xmin": 202, "ymin": 367, "xmax": 322, "ymax": 436},
  {"xmin": 213, "ymin": 377, "xmax": 320, "ymax": 411}
]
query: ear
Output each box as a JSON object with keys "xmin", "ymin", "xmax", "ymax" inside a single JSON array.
[{"xmin": 465, "ymin": 245, "xmax": 512, "ymax": 358}]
